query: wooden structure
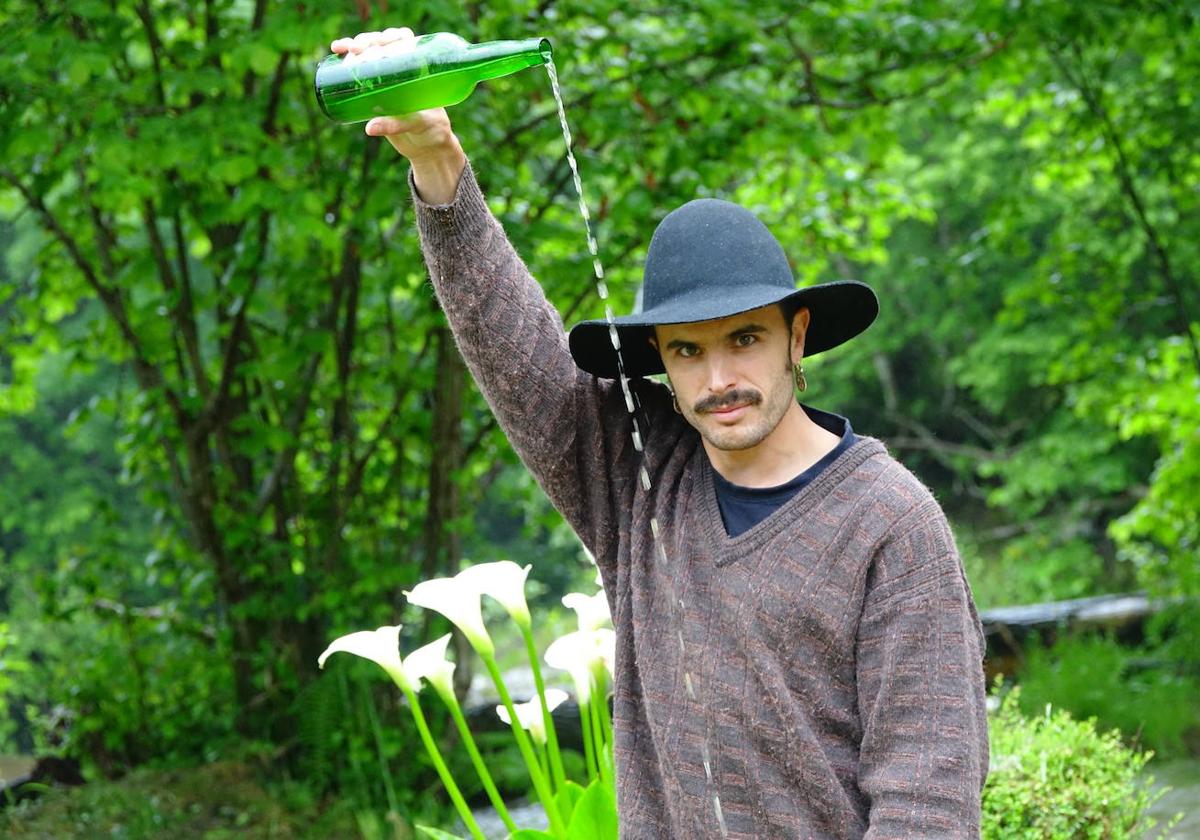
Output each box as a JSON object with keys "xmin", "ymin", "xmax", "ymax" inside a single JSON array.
[{"xmin": 979, "ymin": 591, "xmax": 1163, "ymax": 680}]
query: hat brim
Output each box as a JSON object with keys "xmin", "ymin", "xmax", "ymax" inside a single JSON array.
[{"xmin": 567, "ymin": 280, "xmax": 878, "ymax": 379}]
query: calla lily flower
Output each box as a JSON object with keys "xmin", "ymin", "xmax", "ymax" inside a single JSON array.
[
  {"xmin": 318, "ymin": 625, "xmax": 412, "ymax": 691},
  {"xmin": 597, "ymin": 628, "xmax": 616, "ymax": 678},
  {"xmin": 318, "ymin": 626, "xmax": 460, "ymax": 698},
  {"xmin": 456, "ymin": 560, "xmax": 533, "ymax": 628},
  {"xmin": 403, "ymin": 633, "xmax": 456, "ymax": 698},
  {"xmin": 562, "ymin": 589, "xmax": 611, "ymax": 631},
  {"xmin": 405, "ymin": 577, "xmax": 495, "ymax": 657},
  {"xmin": 545, "ymin": 628, "xmax": 616, "ymax": 704},
  {"xmin": 496, "ymin": 688, "xmax": 569, "ymax": 745}
]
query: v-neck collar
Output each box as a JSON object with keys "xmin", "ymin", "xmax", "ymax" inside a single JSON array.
[{"xmin": 695, "ymin": 436, "xmax": 886, "ymax": 567}]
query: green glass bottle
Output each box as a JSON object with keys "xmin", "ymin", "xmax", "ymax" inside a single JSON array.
[{"xmin": 315, "ymin": 32, "xmax": 552, "ymax": 124}]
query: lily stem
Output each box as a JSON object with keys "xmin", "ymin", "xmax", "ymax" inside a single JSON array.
[
  {"xmin": 579, "ymin": 695, "xmax": 598, "ymax": 783},
  {"xmin": 595, "ymin": 670, "xmax": 615, "ymax": 774},
  {"xmin": 521, "ymin": 622, "xmax": 568, "ymax": 793},
  {"xmin": 399, "ymin": 684, "xmax": 487, "ymax": 840},
  {"xmin": 589, "ymin": 677, "xmax": 608, "ymax": 786},
  {"xmin": 483, "ymin": 653, "xmax": 568, "ymax": 837},
  {"xmin": 435, "ymin": 685, "xmax": 518, "ymax": 835}
]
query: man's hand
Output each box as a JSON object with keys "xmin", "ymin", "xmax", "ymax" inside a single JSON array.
[{"xmin": 330, "ymin": 27, "xmax": 467, "ymax": 204}]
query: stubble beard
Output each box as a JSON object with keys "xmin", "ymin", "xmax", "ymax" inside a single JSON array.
[{"xmin": 681, "ymin": 360, "xmax": 796, "ymax": 452}]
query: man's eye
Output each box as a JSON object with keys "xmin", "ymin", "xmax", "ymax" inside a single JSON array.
[
  {"xmin": 736, "ymin": 334, "xmax": 757, "ymax": 347},
  {"xmin": 678, "ymin": 345, "xmax": 699, "ymax": 358}
]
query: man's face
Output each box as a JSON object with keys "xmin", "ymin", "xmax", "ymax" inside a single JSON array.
[{"xmin": 652, "ymin": 304, "xmax": 808, "ymax": 452}]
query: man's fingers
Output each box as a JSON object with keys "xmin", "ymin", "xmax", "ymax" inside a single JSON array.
[
  {"xmin": 381, "ymin": 27, "xmax": 415, "ymax": 43},
  {"xmin": 332, "ymin": 27, "xmax": 415, "ymax": 56},
  {"xmin": 352, "ymin": 30, "xmax": 390, "ymax": 52},
  {"xmin": 365, "ymin": 115, "xmax": 423, "ymax": 136}
]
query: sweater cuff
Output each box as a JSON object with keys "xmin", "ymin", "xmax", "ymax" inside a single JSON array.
[{"xmin": 409, "ymin": 159, "xmax": 495, "ymax": 252}]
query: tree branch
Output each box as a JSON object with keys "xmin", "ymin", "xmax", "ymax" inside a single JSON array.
[
  {"xmin": 787, "ymin": 33, "xmax": 1013, "ymax": 110},
  {"xmin": 240, "ymin": 0, "xmax": 270, "ymax": 99},
  {"xmin": 1050, "ymin": 40, "xmax": 1200, "ymax": 375},
  {"xmin": 254, "ymin": 349, "xmax": 322, "ymax": 517},
  {"xmin": 91, "ymin": 598, "xmax": 218, "ymax": 642},
  {"xmin": 74, "ymin": 157, "xmax": 116, "ymax": 277},
  {"xmin": 497, "ymin": 44, "xmax": 742, "ymax": 148},
  {"xmin": 344, "ymin": 337, "xmax": 433, "ymax": 503},
  {"xmin": 202, "ymin": 212, "xmax": 269, "ymax": 436},
  {"xmin": 262, "ymin": 51, "xmax": 291, "ymax": 137},
  {"xmin": 133, "ymin": 0, "xmax": 168, "ymax": 108},
  {"xmin": 886, "ymin": 432, "xmax": 1008, "ymax": 464},
  {"xmin": 141, "ymin": 200, "xmax": 196, "ymax": 387},
  {"xmin": 170, "ymin": 209, "xmax": 211, "ymax": 399},
  {"xmin": 253, "ymin": 139, "xmax": 380, "ymax": 518},
  {"xmin": 0, "ymin": 167, "xmax": 185, "ymax": 421}
]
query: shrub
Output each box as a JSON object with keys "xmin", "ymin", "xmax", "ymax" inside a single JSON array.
[
  {"xmin": 1016, "ymin": 632, "xmax": 1200, "ymax": 760},
  {"xmin": 982, "ymin": 685, "xmax": 1176, "ymax": 839}
]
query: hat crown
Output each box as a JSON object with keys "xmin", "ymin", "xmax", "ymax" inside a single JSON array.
[{"xmin": 642, "ymin": 199, "xmax": 794, "ymax": 311}]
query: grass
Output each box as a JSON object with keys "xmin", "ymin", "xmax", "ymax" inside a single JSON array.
[
  {"xmin": 0, "ymin": 761, "xmax": 363, "ymax": 839},
  {"xmin": 1015, "ymin": 632, "xmax": 1200, "ymax": 760}
]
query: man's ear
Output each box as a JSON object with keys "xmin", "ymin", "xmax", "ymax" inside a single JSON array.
[{"xmin": 791, "ymin": 307, "xmax": 810, "ymax": 359}]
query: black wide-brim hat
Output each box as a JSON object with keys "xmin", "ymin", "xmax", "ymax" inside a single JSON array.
[{"xmin": 568, "ymin": 198, "xmax": 879, "ymax": 379}]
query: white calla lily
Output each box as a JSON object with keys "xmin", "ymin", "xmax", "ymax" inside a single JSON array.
[
  {"xmin": 545, "ymin": 628, "xmax": 615, "ymax": 704},
  {"xmin": 562, "ymin": 589, "xmax": 611, "ymax": 631},
  {"xmin": 405, "ymin": 577, "xmax": 495, "ymax": 657},
  {"xmin": 403, "ymin": 633, "xmax": 456, "ymax": 698},
  {"xmin": 318, "ymin": 625, "xmax": 412, "ymax": 691},
  {"xmin": 496, "ymin": 688, "xmax": 569, "ymax": 745},
  {"xmin": 456, "ymin": 561, "xmax": 533, "ymax": 628},
  {"xmin": 597, "ymin": 627, "xmax": 616, "ymax": 679},
  {"xmin": 319, "ymin": 626, "xmax": 490, "ymax": 840}
]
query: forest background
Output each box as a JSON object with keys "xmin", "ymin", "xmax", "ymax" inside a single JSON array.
[{"xmin": 1, "ymin": 0, "xmax": 1197, "ymax": 834}]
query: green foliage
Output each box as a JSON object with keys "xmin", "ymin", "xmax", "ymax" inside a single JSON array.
[
  {"xmin": 289, "ymin": 664, "xmax": 461, "ymax": 832},
  {"xmin": 0, "ymin": 761, "xmax": 362, "ymax": 839},
  {"xmin": 1015, "ymin": 630, "xmax": 1200, "ymax": 760},
  {"xmin": 1106, "ymin": 330, "xmax": 1200, "ymax": 597},
  {"xmin": 0, "ymin": 0, "xmax": 1197, "ymax": 823},
  {"xmin": 0, "ymin": 622, "xmax": 30, "ymax": 746},
  {"xmin": 809, "ymin": 2, "xmax": 1200, "ymax": 610},
  {"xmin": 983, "ymin": 685, "xmax": 1173, "ymax": 839},
  {"xmin": 417, "ymin": 827, "xmax": 468, "ymax": 840},
  {"xmin": 564, "ymin": 778, "xmax": 616, "ymax": 839}
]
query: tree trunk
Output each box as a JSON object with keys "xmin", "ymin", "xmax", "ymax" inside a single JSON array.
[{"xmin": 420, "ymin": 326, "xmax": 471, "ymax": 697}]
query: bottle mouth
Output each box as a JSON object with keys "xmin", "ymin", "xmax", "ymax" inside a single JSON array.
[{"xmin": 314, "ymin": 58, "xmax": 334, "ymax": 120}]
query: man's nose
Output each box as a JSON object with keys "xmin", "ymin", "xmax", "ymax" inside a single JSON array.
[{"xmin": 704, "ymin": 353, "xmax": 737, "ymax": 394}]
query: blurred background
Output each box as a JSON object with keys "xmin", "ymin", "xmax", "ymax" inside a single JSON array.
[{"xmin": 0, "ymin": 0, "xmax": 1196, "ymax": 836}]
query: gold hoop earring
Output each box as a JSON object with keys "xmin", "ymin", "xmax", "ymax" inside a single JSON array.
[
  {"xmin": 793, "ymin": 362, "xmax": 807, "ymax": 392},
  {"xmin": 672, "ymin": 394, "xmax": 681, "ymax": 414}
]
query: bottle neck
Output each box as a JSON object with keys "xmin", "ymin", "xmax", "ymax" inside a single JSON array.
[{"xmin": 463, "ymin": 37, "xmax": 552, "ymax": 82}]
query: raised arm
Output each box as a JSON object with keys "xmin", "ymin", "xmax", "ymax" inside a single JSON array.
[
  {"xmin": 855, "ymin": 495, "xmax": 990, "ymax": 838},
  {"xmin": 330, "ymin": 28, "xmax": 641, "ymax": 565},
  {"xmin": 329, "ymin": 30, "xmax": 468, "ymax": 204}
]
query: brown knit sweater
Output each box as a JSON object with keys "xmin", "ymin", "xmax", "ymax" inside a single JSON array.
[{"xmin": 411, "ymin": 163, "xmax": 989, "ymax": 839}]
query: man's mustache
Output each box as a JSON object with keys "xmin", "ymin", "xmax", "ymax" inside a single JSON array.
[{"xmin": 694, "ymin": 389, "xmax": 762, "ymax": 414}]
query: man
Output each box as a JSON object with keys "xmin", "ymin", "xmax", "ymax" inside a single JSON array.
[{"xmin": 333, "ymin": 27, "xmax": 988, "ymax": 839}]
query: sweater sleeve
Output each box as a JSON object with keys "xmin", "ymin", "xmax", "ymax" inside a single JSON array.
[
  {"xmin": 407, "ymin": 161, "xmax": 635, "ymax": 568},
  {"xmin": 854, "ymin": 496, "xmax": 989, "ymax": 838}
]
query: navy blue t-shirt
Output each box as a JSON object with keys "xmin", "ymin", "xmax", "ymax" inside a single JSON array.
[{"xmin": 712, "ymin": 404, "xmax": 857, "ymax": 537}]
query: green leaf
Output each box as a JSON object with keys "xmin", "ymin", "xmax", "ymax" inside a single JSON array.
[
  {"xmin": 248, "ymin": 43, "xmax": 278, "ymax": 76},
  {"xmin": 415, "ymin": 826, "xmax": 468, "ymax": 840},
  {"xmin": 565, "ymin": 777, "xmax": 617, "ymax": 840},
  {"xmin": 188, "ymin": 233, "xmax": 212, "ymax": 259},
  {"xmin": 554, "ymin": 779, "xmax": 587, "ymax": 826},
  {"xmin": 506, "ymin": 831, "xmax": 557, "ymax": 840}
]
